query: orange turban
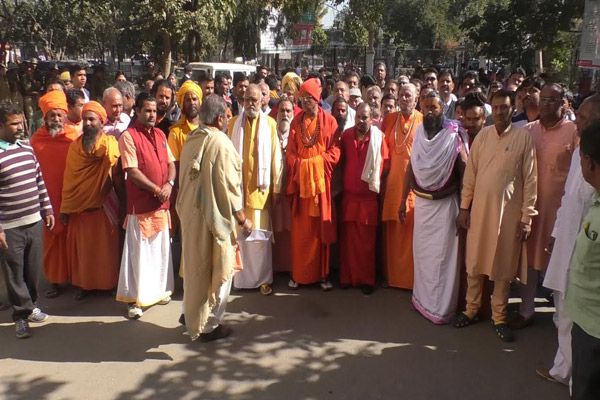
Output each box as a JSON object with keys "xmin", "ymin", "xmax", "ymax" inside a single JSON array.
[
  {"xmin": 82, "ymin": 101, "xmax": 107, "ymax": 124},
  {"xmin": 176, "ymin": 80, "xmax": 203, "ymax": 109},
  {"xmin": 299, "ymin": 78, "xmax": 322, "ymax": 102},
  {"xmin": 38, "ymin": 90, "xmax": 67, "ymax": 117}
]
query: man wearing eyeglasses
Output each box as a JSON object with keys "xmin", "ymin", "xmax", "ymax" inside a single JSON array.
[
  {"xmin": 227, "ymin": 84, "xmax": 282, "ymax": 296},
  {"xmin": 512, "ymin": 82, "xmax": 579, "ymax": 331}
]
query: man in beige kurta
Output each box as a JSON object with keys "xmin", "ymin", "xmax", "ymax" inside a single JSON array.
[
  {"xmin": 226, "ymin": 84, "xmax": 282, "ymax": 294},
  {"xmin": 454, "ymin": 90, "xmax": 537, "ymax": 342},
  {"xmin": 177, "ymin": 95, "xmax": 252, "ymax": 342},
  {"xmin": 515, "ymin": 83, "xmax": 578, "ymax": 328}
]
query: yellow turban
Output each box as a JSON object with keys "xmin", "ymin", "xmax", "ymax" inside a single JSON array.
[
  {"xmin": 38, "ymin": 90, "xmax": 67, "ymax": 117},
  {"xmin": 82, "ymin": 101, "xmax": 107, "ymax": 124},
  {"xmin": 176, "ymin": 80, "xmax": 203, "ymax": 109},
  {"xmin": 59, "ymin": 71, "xmax": 71, "ymax": 81},
  {"xmin": 282, "ymin": 72, "xmax": 302, "ymax": 95}
]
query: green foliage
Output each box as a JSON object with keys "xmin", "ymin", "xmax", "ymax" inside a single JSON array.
[
  {"xmin": 311, "ymin": 24, "xmax": 329, "ymax": 54},
  {"xmin": 464, "ymin": 0, "xmax": 583, "ymax": 63}
]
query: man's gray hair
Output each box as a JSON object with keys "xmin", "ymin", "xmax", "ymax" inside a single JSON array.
[
  {"xmin": 366, "ymin": 85, "xmax": 382, "ymax": 96},
  {"xmin": 200, "ymin": 94, "xmax": 227, "ymax": 126},
  {"xmin": 421, "ymin": 89, "xmax": 443, "ymax": 105},
  {"xmin": 103, "ymin": 87, "xmax": 122, "ymax": 102},
  {"xmin": 113, "ymin": 81, "xmax": 135, "ymax": 100},
  {"xmin": 357, "ymin": 102, "xmax": 373, "ymax": 118},
  {"xmin": 399, "ymin": 83, "xmax": 418, "ymax": 97}
]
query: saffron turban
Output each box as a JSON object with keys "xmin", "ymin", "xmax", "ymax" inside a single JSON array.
[
  {"xmin": 299, "ymin": 78, "xmax": 322, "ymax": 102},
  {"xmin": 281, "ymin": 72, "xmax": 302, "ymax": 95},
  {"xmin": 176, "ymin": 80, "xmax": 203, "ymax": 109},
  {"xmin": 38, "ymin": 90, "xmax": 67, "ymax": 117},
  {"xmin": 82, "ymin": 101, "xmax": 107, "ymax": 124}
]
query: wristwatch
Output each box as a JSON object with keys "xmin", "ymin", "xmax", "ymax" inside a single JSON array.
[{"xmin": 167, "ymin": 179, "xmax": 175, "ymax": 186}]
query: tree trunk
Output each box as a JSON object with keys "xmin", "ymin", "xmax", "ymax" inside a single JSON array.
[
  {"xmin": 366, "ymin": 29, "xmax": 375, "ymax": 75},
  {"xmin": 161, "ymin": 31, "xmax": 172, "ymax": 76}
]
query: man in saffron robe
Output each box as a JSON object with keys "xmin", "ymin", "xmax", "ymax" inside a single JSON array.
[
  {"xmin": 227, "ymin": 84, "xmax": 282, "ymax": 295},
  {"xmin": 116, "ymin": 93, "xmax": 175, "ymax": 319},
  {"xmin": 340, "ymin": 103, "xmax": 388, "ymax": 294},
  {"xmin": 30, "ymin": 90, "xmax": 81, "ymax": 298},
  {"xmin": 381, "ymin": 83, "xmax": 422, "ymax": 289},
  {"xmin": 59, "ymin": 101, "xmax": 122, "ymax": 298},
  {"xmin": 272, "ymin": 99, "xmax": 294, "ymax": 273},
  {"xmin": 286, "ymin": 78, "xmax": 340, "ymax": 289},
  {"xmin": 167, "ymin": 80, "xmax": 203, "ymax": 162}
]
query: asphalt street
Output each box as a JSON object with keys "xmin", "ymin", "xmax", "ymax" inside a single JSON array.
[{"xmin": 0, "ymin": 275, "xmax": 569, "ymax": 400}]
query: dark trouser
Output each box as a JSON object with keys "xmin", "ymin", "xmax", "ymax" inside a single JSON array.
[
  {"xmin": 0, "ymin": 221, "xmax": 43, "ymax": 321},
  {"xmin": 572, "ymin": 323, "xmax": 600, "ymax": 400}
]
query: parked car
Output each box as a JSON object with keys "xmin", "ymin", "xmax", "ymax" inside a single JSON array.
[{"xmin": 174, "ymin": 62, "xmax": 257, "ymax": 82}]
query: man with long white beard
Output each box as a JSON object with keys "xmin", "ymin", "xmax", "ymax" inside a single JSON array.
[
  {"xmin": 30, "ymin": 90, "xmax": 81, "ymax": 298},
  {"xmin": 227, "ymin": 84, "xmax": 282, "ymax": 295},
  {"xmin": 272, "ymin": 99, "xmax": 294, "ymax": 273}
]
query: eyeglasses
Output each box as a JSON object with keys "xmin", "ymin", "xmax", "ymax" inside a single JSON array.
[{"xmin": 540, "ymin": 97, "xmax": 562, "ymax": 103}]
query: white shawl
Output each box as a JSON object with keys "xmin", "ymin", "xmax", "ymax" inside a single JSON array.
[
  {"xmin": 231, "ymin": 112, "xmax": 272, "ymax": 190},
  {"xmin": 360, "ymin": 126, "xmax": 384, "ymax": 193},
  {"xmin": 411, "ymin": 120, "xmax": 461, "ymax": 191}
]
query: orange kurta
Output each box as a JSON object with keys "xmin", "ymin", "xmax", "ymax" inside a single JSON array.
[
  {"xmin": 61, "ymin": 133, "xmax": 121, "ymax": 290},
  {"xmin": 381, "ymin": 110, "xmax": 422, "ymax": 289},
  {"xmin": 524, "ymin": 119, "xmax": 578, "ymax": 271},
  {"xmin": 30, "ymin": 125, "xmax": 81, "ymax": 284},
  {"xmin": 286, "ymin": 108, "xmax": 340, "ymax": 284}
]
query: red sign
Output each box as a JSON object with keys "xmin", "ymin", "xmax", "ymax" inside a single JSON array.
[{"xmin": 293, "ymin": 23, "xmax": 314, "ymax": 46}]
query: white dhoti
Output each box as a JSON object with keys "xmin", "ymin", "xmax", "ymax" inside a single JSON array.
[
  {"xmin": 411, "ymin": 195, "xmax": 460, "ymax": 324},
  {"xmin": 116, "ymin": 214, "xmax": 174, "ymax": 307},
  {"xmin": 549, "ymin": 292, "xmax": 573, "ymax": 385},
  {"xmin": 233, "ymin": 208, "xmax": 273, "ymax": 289}
]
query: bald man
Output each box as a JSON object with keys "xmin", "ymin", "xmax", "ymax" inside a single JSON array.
[
  {"xmin": 102, "ymin": 87, "xmax": 130, "ymax": 139},
  {"xmin": 227, "ymin": 84, "xmax": 282, "ymax": 295}
]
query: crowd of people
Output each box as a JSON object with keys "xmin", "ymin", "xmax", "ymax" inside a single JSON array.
[{"xmin": 1, "ymin": 59, "xmax": 600, "ymax": 399}]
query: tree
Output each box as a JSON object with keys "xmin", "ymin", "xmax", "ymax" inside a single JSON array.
[{"xmin": 465, "ymin": 0, "xmax": 583, "ymax": 71}]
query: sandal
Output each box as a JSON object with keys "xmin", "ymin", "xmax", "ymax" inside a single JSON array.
[
  {"xmin": 288, "ymin": 279, "xmax": 299, "ymax": 290},
  {"xmin": 493, "ymin": 323, "xmax": 515, "ymax": 342},
  {"xmin": 260, "ymin": 284, "xmax": 273, "ymax": 296},
  {"xmin": 452, "ymin": 312, "xmax": 478, "ymax": 328}
]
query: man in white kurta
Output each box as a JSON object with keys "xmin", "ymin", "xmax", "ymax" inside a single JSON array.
[
  {"xmin": 400, "ymin": 91, "xmax": 466, "ymax": 324},
  {"xmin": 538, "ymin": 94, "xmax": 600, "ymax": 384}
]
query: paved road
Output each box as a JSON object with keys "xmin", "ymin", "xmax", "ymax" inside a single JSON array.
[{"xmin": 0, "ymin": 276, "xmax": 569, "ymax": 400}]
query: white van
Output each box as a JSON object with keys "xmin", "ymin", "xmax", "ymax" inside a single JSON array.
[{"xmin": 175, "ymin": 62, "xmax": 257, "ymax": 81}]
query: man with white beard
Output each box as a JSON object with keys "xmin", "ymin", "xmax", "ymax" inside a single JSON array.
[
  {"xmin": 30, "ymin": 90, "xmax": 81, "ymax": 298},
  {"xmin": 272, "ymin": 99, "xmax": 294, "ymax": 273},
  {"xmin": 227, "ymin": 84, "xmax": 282, "ymax": 295}
]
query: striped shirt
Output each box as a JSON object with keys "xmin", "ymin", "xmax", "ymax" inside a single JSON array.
[{"xmin": 0, "ymin": 140, "xmax": 52, "ymax": 230}]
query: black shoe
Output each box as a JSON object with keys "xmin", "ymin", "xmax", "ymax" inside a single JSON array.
[
  {"xmin": 73, "ymin": 288, "xmax": 87, "ymax": 301},
  {"xmin": 199, "ymin": 324, "xmax": 232, "ymax": 343},
  {"xmin": 178, "ymin": 314, "xmax": 186, "ymax": 326},
  {"xmin": 509, "ymin": 314, "xmax": 534, "ymax": 330},
  {"xmin": 15, "ymin": 319, "xmax": 31, "ymax": 339},
  {"xmin": 361, "ymin": 285, "xmax": 374, "ymax": 295},
  {"xmin": 493, "ymin": 323, "xmax": 515, "ymax": 342}
]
